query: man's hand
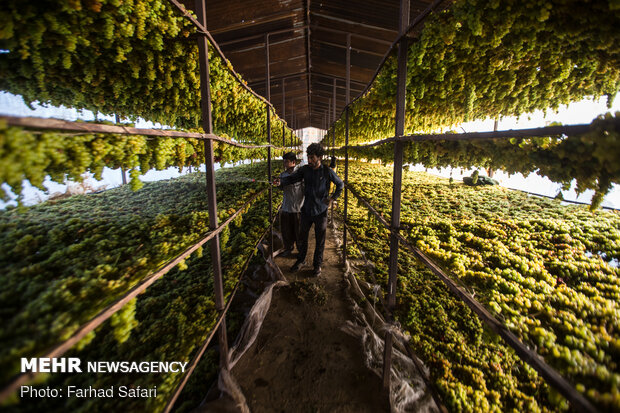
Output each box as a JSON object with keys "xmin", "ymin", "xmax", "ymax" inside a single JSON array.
[
  {"xmin": 322, "ymin": 197, "xmax": 332, "ymax": 206},
  {"xmin": 272, "ymin": 177, "xmax": 281, "ymax": 186}
]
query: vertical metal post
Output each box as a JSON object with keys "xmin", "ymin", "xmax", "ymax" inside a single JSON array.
[
  {"xmin": 267, "ymin": 104, "xmax": 273, "ymax": 255},
  {"xmin": 488, "ymin": 119, "xmax": 498, "ymax": 178},
  {"xmin": 329, "ymin": 87, "xmax": 335, "ymax": 221},
  {"xmin": 282, "ymin": 79, "xmax": 286, "ymax": 149},
  {"xmin": 328, "ymin": 99, "xmax": 332, "ymax": 130},
  {"xmin": 383, "ymin": 0, "xmax": 409, "ymax": 391},
  {"xmin": 195, "ymin": 0, "xmax": 229, "ymax": 371},
  {"xmin": 290, "ymin": 98, "xmax": 294, "ymax": 133},
  {"xmin": 343, "ymin": 33, "xmax": 351, "ymax": 263},
  {"xmin": 332, "ymin": 78, "xmax": 336, "ymax": 157},
  {"xmin": 115, "ymin": 114, "xmax": 128, "ymax": 185},
  {"xmin": 265, "ymin": 34, "xmax": 273, "ymax": 258},
  {"xmin": 282, "ymin": 79, "xmax": 286, "ymax": 119}
]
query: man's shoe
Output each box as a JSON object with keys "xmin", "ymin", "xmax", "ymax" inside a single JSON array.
[
  {"xmin": 290, "ymin": 260, "xmax": 303, "ymax": 272},
  {"xmin": 280, "ymin": 249, "xmax": 293, "ymax": 257},
  {"xmin": 312, "ymin": 266, "xmax": 321, "ymax": 277}
]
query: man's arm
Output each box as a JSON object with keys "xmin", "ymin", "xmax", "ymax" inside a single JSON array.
[
  {"xmin": 275, "ymin": 166, "xmax": 304, "ymax": 187},
  {"xmin": 328, "ymin": 168, "xmax": 344, "ymax": 200}
]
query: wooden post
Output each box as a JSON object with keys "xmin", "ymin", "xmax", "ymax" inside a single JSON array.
[
  {"xmin": 383, "ymin": 0, "xmax": 409, "ymax": 391},
  {"xmin": 195, "ymin": 0, "xmax": 229, "ymax": 371}
]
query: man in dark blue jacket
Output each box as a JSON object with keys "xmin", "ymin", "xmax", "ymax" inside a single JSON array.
[{"xmin": 274, "ymin": 143, "xmax": 343, "ymax": 276}]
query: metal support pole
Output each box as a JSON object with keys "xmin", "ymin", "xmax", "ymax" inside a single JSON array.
[
  {"xmin": 383, "ymin": 0, "xmax": 409, "ymax": 391},
  {"xmin": 282, "ymin": 79, "xmax": 286, "ymax": 149},
  {"xmin": 328, "ymin": 99, "xmax": 332, "ymax": 130},
  {"xmin": 115, "ymin": 115, "xmax": 128, "ymax": 185},
  {"xmin": 488, "ymin": 119, "xmax": 498, "ymax": 178},
  {"xmin": 332, "ymin": 77, "xmax": 336, "ymax": 158},
  {"xmin": 195, "ymin": 0, "xmax": 229, "ymax": 371},
  {"xmin": 267, "ymin": 104, "xmax": 273, "ymax": 256},
  {"xmin": 332, "ymin": 78, "xmax": 337, "ymax": 123},
  {"xmin": 330, "ymin": 80, "xmax": 336, "ymax": 222},
  {"xmin": 265, "ymin": 34, "xmax": 273, "ymax": 258},
  {"xmin": 343, "ymin": 33, "xmax": 351, "ymax": 263},
  {"xmin": 290, "ymin": 98, "xmax": 294, "ymax": 132}
]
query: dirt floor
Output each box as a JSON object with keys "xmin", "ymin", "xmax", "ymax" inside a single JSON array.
[{"xmin": 230, "ymin": 222, "xmax": 390, "ymax": 413}]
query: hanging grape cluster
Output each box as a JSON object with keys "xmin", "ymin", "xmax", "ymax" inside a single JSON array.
[
  {"xmin": 0, "ymin": 120, "xmax": 292, "ymax": 201},
  {"xmin": 0, "ymin": 0, "xmax": 301, "ymax": 145},
  {"xmin": 336, "ymin": 112, "xmax": 620, "ymax": 210},
  {"xmin": 322, "ymin": 0, "xmax": 619, "ymax": 207},
  {"xmin": 324, "ymin": 0, "xmax": 620, "ymax": 146}
]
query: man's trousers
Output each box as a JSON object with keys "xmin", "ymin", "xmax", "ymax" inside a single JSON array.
[
  {"xmin": 280, "ymin": 211, "xmax": 301, "ymax": 252},
  {"xmin": 297, "ymin": 210, "xmax": 327, "ymax": 268}
]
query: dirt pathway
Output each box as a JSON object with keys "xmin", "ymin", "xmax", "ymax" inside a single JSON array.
[{"xmin": 231, "ymin": 224, "xmax": 390, "ymax": 412}]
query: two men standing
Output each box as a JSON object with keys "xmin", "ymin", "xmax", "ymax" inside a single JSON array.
[{"xmin": 275, "ymin": 143, "xmax": 343, "ymax": 277}]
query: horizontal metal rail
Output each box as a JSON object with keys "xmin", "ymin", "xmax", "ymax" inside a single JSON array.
[
  {"xmin": 345, "ymin": 183, "xmax": 600, "ymax": 413},
  {"xmin": 0, "ymin": 188, "xmax": 269, "ymax": 402},
  {"xmin": 510, "ymin": 188, "xmax": 619, "ymax": 211},
  {"xmin": 166, "ymin": 0, "xmax": 278, "ymax": 112},
  {"xmin": 328, "ymin": 120, "xmax": 620, "ymax": 150},
  {"xmin": 163, "ymin": 203, "xmax": 281, "ymax": 413},
  {"xmin": 0, "ymin": 116, "xmax": 289, "ymax": 150}
]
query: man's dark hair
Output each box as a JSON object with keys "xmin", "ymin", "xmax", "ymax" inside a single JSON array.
[
  {"xmin": 306, "ymin": 143, "xmax": 325, "ymax": 158},
  {"xmin": 282, "ymin": 152, "xmax": 297, "ymax": 162}
]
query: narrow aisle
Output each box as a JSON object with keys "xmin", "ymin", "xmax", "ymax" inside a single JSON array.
[{"xmin": 232, "ymin": 224, "xmax": 390, "ymax": 412}]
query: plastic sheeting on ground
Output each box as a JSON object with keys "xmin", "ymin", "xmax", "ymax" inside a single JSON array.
[
  {"xmin": 197, "ymin": 221, "xmax": 440, "ymax": 413},
  {"xmin": 332, "ymin": 224, "xmax": 441, "ymax": 413},
  {"xmin": 194, "ymin": 239, "xmax": 288, "ymax": 413}
]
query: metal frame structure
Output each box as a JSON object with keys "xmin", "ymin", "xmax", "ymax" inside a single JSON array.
[
  {"xmin": 0, "ymin": 0, "xmax": 301, "ymax": 406},
  {"xmin": 265, "ymin": 33, "xmax": 274, "ymax": 259},
  {"xmin": 323, "ymin": 0, "xmax": 604, "ymax": 410},
  {"xmin": 195, "ymin": 0, "xmax": 230, "ymax": 373},
  {"xmin": 382, "ymin": 0, "xmax": 409, "ymax": 390},
  {"xmin": 0, "ymin": 0, "xmax": 611, "ymax": 411},
  {"xmin": 342, "ymin": 33, "xmax": 351, "ymax": 263}
]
